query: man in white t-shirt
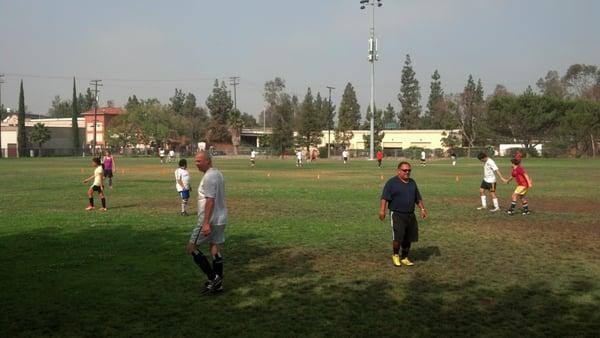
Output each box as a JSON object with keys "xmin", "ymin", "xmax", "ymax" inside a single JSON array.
[
  {"xmin": 159, "ymin": 148, "xmax": 165, "ymax": 164},
  {"xmin": 175, "ymin": 159, "xmax": 191, "ymax": 216},
  {"xmin": 168, "ymin": 149, "xmax": 175, "ymax": 163},
  {"xmin": 186, "ymin": 151, "xmax": 228, "ymax": 294},
  {"xmin": 342, "ymin": 149, "xmax": 349, "ymax": 164},
  {"xmin": 420, "ymin": 150, "xmax": 427, "ymax": 166},
  {"xmin": 476, "ymin": 152, "xmax": 507, "ymax": 212},
  {"xmin": 250, "ymin": 149, "xmax": 257, "ymax": 167}
]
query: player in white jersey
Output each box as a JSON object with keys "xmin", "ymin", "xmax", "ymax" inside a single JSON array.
[
  {"xmin": 342, "ymin": 149, "xmax": 349, "ymax": 164},
  {"xmin": 82, "ymin": 157, "xmax": 107, "ymax": 211},
  {"xmin": 186, "ymin": 151, "xmax": 228, "ymax": 294},
  {"xmin": 250, "ymin": 149, "xmax": 257, "ymax": 167},
  {"xmin": 420, "ymin": 150, "xmax": 427, "ymax": 166},
  {"xmin": 175, "ymin": 159, "xmax": 191, "ymax": 216},
  {"xmin": 476, "ymin": 152, "xmax": 507, "ymax": 212},
  {"xmin": 296, "ymin": 150, "xmax": 303, "ymax": 167}
]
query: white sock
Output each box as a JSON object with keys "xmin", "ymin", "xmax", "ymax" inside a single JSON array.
[
  {"xmin": 493, "ymin": 198, "xmax": 499, "ymax": 209},
  {"xmin": 480, "ymin": 196, "xmax": 487, "ymax": 208}
]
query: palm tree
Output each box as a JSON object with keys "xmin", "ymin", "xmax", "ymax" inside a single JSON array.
[
  {"xmin": 228, "ymin": 109, "xmax": 244, "ymax": 155},
  {"xmin": 28, "ymin": 123, "xmax": 51, "ymax": 157}
]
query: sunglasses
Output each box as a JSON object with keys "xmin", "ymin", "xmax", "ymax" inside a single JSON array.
[{"xmin": 400, "ymin": 169, "xmax": 412, "ymax": 173}]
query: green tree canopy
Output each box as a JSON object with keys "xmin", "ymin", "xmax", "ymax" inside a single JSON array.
[
  {"xmin": 206, "ymin": 80, "xmax": 233, "ymax": 143},
  {"xmin": 28, "ymin": 122, "xmax": 51, "ymax": 156},
  {"xmin": 398, "ymin": 54, "xmax": 421, "ymax": 129}
]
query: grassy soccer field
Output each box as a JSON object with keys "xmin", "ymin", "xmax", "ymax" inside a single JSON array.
[{"xmin": 0, "ymin": 156, "xmax": 599, "ymax": 337}]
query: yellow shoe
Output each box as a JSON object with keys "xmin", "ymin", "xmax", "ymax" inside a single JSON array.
[
  {"xmin": 392, "ymin": 254, "xmax": 401, "ymax": 267},
  {"xmin": 400, "ymin": 258, "xmax": 414, "ymax": 266}
]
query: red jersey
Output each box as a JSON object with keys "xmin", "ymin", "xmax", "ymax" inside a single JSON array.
[
  {"xmin": 512, "ymin": 165, "xmax": 529, "ymax": 187},
  {"xmin": 376, "ymin": 151, "xmax": 384, "ymax": 160}
]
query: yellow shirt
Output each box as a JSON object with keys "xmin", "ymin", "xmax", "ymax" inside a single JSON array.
[{"xmin": 93, "ymin": 166, "xmax": 103, "ymax": 186}]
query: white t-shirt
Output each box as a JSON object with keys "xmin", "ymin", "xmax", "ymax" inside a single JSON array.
[
  {"xmin": 250, "ymin": 150, "xmax": 257, "ymax": 159},
  {"xmin": 296, "ymin": 151, "xmax": 302, "ymax": 160},
  {"xmin": 92, "ymin": 166, "xmax": 103, "ymax": 186},
  {"xmin": 159, "ymin": 149, "xmax": 165, "ymax": 157},
  {"xmin": 169, "ymin": 150, "xmax": 175, "ymax": 157},
  {"xmin": 421, "ymin": 151, "xmax": 426, "ymax": 160},
  {"xmin": 175, "ymin": 167, "xmax": 190, "ymax": 192},
  {"xmin": 342, "ymin": 150, "xmax": 349, "ymax": 158},
  {"xmin": 483, "ymin": 158, "xmax": 499, "ymax": 183},
  {"xmin": 197, "ymin": 168, "xmax": 228, "ymax": 225}
]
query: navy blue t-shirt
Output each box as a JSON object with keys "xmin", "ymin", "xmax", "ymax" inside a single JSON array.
[{"xmin": 381, "ymin": 176, "xmax": 422, "ymax": 213}]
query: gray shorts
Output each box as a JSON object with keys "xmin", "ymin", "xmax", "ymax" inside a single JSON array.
[{"xmin": 189, "ymin": 223, "xmax": 226, "ymax": 245}]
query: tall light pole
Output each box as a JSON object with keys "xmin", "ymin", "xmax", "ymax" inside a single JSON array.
[
  {"xmin": 89, "ymin": 79, "xmax": 102, "ymax": 156},
  {"xmin": 360, "ymin": 0, "xmax": 382, "ymax": 160},
  {"xmin": 326, "ymin": 86, "xmax": 335, "ymax": 158},
  {"xmin": 229, "ymin": 76, "xmax": 240, "ymax": 110}
]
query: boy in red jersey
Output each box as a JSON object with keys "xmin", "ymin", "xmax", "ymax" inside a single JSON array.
[{"xmin": 503, "ymin": 158, "xmax": 533, "ymax": 215}]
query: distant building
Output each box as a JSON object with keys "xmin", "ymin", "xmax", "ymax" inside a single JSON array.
[{"xmin": 81, "ymin": 107, "xmax": 125, "ymax": 148}]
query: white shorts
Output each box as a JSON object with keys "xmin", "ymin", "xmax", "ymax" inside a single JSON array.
[{"xmin": 189, "ymin": 223, "xmax": 226, "ymax": 245}]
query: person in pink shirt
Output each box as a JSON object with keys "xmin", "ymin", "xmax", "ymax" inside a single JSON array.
[
  {"xmin": 503, "ymin": 158, "xmax": 533, "ymax": 215},
  {"xmin": 102, "ymin": 150, "xmax": 116, "ymax": 189}
]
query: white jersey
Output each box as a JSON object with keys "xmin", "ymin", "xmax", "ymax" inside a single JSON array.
[
  {"xmin": 342, "ymin": 150, "xmax": 349, "ymax": 158},
  {"xmin": 483, "ymin": 158, "xmax": 499, "ymax": 183},
  {"xmin": 250, "ymin": 150, "xmax": 257, "ymax": 159},
  {"xmin": 421, "ymin": 151, "xmax": 426, "ymax": 160},
  {"xmin": 296, "ymin": 151, "xmax": 302, "ymax": 160},
  {"xmin": 175, "ymin": 167, "xmax": 190, "ymax": 192},
  {"xmin": 197, "ymin": 168, "xmax": 228, "ymax": 225}
]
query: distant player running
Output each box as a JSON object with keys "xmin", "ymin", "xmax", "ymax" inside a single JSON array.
[
  {"xmin": 102, "ymin": 150, "xmax": 115, "ymax": 189},
  {"xmin": 250, "ymin": 149, "xmax": 257, "ymax": 167},
  {"xmin": 476, "ymin": 152, "xmax": 507, "ymax": 212},
  {"xmin": 83, "ymin": 157, "xmax": 107, "ymax": 211},
  {"xmin": 503, "ymin": 158, "xmax": 533, "ymax": 215}
]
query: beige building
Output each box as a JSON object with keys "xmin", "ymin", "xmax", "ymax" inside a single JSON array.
[{"xmin": 318, "ymin": 129, "xmax": 459, "ymax": 150}]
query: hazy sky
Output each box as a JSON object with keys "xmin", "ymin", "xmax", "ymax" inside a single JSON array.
[{"xmin": 1, "ymin": 0, "xmax": 599, "ymax": 119}]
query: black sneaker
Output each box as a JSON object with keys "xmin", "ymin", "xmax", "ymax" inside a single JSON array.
[{"xmin": 201, "ymin": 275, "xmax": 223, "ymax": 294}]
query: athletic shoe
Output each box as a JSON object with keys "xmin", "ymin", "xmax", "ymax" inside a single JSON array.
[
  {"xmin": 490, "ymin": 207, "xmax": 501, "ymax": 212},
  {"xmin": 400, "ymin": 258, "xmax": 415, "ymax": 266},
  {"xmin": 202, "ymin": 275, "xmax": 223, "ymax": 294},
  {"xmin": 99, "ymin": 208, "xmax": 107, "ymax": 212},
  {"xmin": 507, "ymin": 210, "xmax": 515, "ymax": 216},
  {"xmin": 522, "ymin": 210, "xmax": 531, "ymax": 216},
  {"xmin": 477, "ymin": 206, "xmax": 487, "ymax": 210},
  {"xmin": 392, "ymin": 254, "xmax": 401, "ymax": 267},
  {"xmin": 181, "ymin": 211, "xmax": 189, "ymax": 216},
  {"xmin": 85, "ymin": 206, "xmax": 94, "ymax": 211}
]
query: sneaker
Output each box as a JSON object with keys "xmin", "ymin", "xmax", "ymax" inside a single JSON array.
[
  {"xmin": 99, "ymin": 208, "xmax": 107, "ymax": 212},
  {"xmin": 400, "ymin": 258, "xmax": 415, "ymax": 266},
  {"xmin": 522, "ymin": 210, "xmax": 531, "ymax": 215},
  {"xmin": 392, "ymin": 254, "xmax": 401, "ymax": 267},
  {"xmin": 202, "ymin": 275, "xmax": 223, "ymax": 294},
  {"xmin": 477, "ymin": 206, "xmax": 487, "ymax": 210},
  {"xmin": 490, "ymin": 207, "xmax": 501, "ymax": 212},
  {"xmin": 85, "ymin": 206, "xmax": 94, "ymax": 211},
  {"xmin": 507, "ymin": 210, "xmax": 515, "ymax": 216}
]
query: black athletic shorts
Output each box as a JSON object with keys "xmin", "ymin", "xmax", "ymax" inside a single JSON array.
[
  {"xmin": 390, "ymin": 212, "xmax": 419, "ymax": 244},
  {"xmin": 480, "ymin": 180, "xmax": 496, "ymax": 192},
  {"xmin": 104, "ymin": 169, "xmax": 113, "ymax": 178},
  {"xmin": 92, "ymin": 185, "xmax": 103, "ymax": 192}
]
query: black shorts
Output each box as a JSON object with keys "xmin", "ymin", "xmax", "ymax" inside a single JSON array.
[
  {"xmin": 480, "ymin": 180, "xmax": 496, "ymax": 192},
  {"xmin": 390, "ymin": 212, "xmax": 419, "ymax": 244},
  {"xmin": 92, "ymin": 185, "xmax": 103, "ymax": 192},
  {"xmin": 104, "ymin": 169, "xmax": 113, "ymax": 178}
]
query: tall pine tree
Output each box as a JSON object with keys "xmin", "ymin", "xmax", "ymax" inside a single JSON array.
[
  {"xmin": 17, "ymin": 80, "xmax": 28, "ymax": 157},
  {"xmin": 297, "ymin": 88, "xmax": 322, "ymax": 149},
  {"xmin": 271, "ymin": 93, "xmax": 294, "ymax": 157},
  {"xmin": 335, "ymin": 83, "xmax": 361, "ymax": 148},
  {"xmin": 398, "ymin": 54, "xmax": 421, "ymax": 129},
  {"xmin": 383, "ymin": 103, "xmax": 397, "ymax": 129},
  {"xmin": 71, "ymin": 78, "xmax": 80, "ymax": 152},
  {"xmin": 426, "ymin": 70, "xmax": 448, "ymax": 129}
]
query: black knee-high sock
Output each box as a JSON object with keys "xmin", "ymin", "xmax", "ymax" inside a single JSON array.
[
  {"xmin": 101, "ymin": 198, "xmax": 106, "ymax": 208},
  {"xmin": 89, "ymin": 197, "xmax": 94, "ymax": 206},
  {"xmin": 192, "ymin": 251, "xmax": 215, "ymax": 280},
  {"xmin": 213, "ymin": 253, "xmax": 223, "ymax": 278}
]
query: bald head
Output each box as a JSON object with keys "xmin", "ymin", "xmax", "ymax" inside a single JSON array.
[{"xmin": 195, "ymin": 150, "xmax": 212, "ymax": 173}]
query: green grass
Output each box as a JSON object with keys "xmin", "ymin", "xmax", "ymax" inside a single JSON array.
[{"xmin": 1, "ymin": 156, "xmax": 599, "ymax": 337}]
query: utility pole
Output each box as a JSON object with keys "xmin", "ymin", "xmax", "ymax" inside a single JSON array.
[
  {"xmin": 326, "ymin": 86, "xmax": 335, "ymax": 159},
  {"xmin": 89, "ymin": 79, "xmax": 102, "ymax": 156},
  {"xmin": 0, "ymin": 73, "xmax": 4, "ymax": 158},
  {"xmin": 229, "ymin": 76, "xmax": 240, "ymax": 110}
]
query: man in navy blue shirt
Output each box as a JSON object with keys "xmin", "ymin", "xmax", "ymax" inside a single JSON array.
[{"xmin": 379, "ymin": 161, "xmax": 428, "ymax": 267}]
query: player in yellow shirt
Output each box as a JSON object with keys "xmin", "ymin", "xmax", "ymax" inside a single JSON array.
[{"xmin": 83, "ymin": 157, "xmax": 107, "ymax": 211}]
